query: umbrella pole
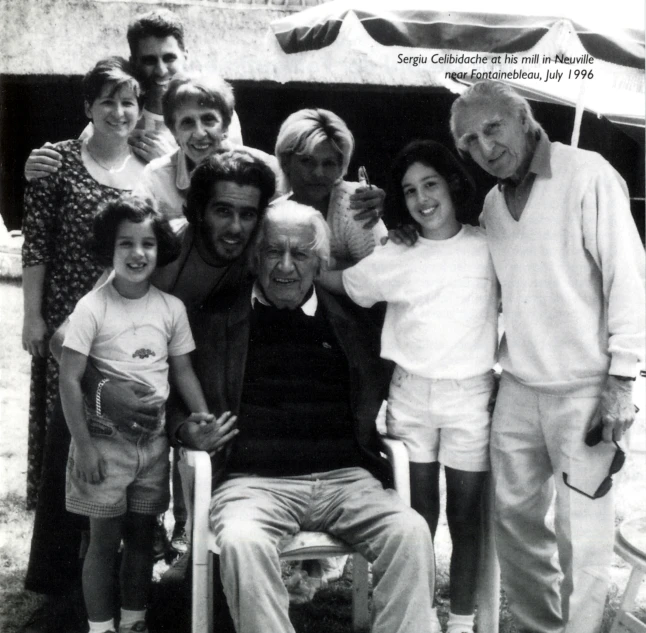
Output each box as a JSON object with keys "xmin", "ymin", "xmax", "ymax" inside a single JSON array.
[{"xmin": 570, "ymin": 81, "xmax": 586, "ymax": 147}]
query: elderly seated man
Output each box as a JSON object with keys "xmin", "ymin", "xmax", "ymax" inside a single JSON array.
[{"xmin": 169, "ymin": 200, "xmax": 435, "ymax": 633}]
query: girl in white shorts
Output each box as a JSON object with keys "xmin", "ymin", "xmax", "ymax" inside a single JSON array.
[
  {"xmin": 60, "ymin": 195, "xmax": 214, "ymax": 633},
  {"xmin": 320, "ymin": 140, "xmax": 499, "ymax": 633}
]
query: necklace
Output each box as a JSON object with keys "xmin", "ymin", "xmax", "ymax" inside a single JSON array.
[
  {"xmin": 85, "ymin": 141, "xmax": 132, "ymax": 173},
  {"xmin": 115, "ymin": 290, "xmax": 151, "ymax": 334}
]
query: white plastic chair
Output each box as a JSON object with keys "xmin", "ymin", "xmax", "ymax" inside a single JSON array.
[
  {"xmin": 179, "ymin": 437, "xmax": 409, "ymax": 633},
  {"xmin": 179, "ymin": 437, "xmax": 499, "ymax": 632}
]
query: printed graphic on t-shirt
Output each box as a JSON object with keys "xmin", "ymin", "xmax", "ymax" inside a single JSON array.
[{"xmin": 133, "ymin": 348, "xmax": 156, "ymax": 360}]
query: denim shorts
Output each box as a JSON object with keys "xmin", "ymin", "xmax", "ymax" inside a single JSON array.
[
  {"xmin": 386, "ymin": 366, "xmax": 493, "ymax": 471},
  {"xmin": 66, "ymin": 407, "xmax": 170, "ymax": 518}
]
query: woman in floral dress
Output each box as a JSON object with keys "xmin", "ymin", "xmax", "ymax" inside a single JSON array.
[{"xmin": 22, "ymin": 56, "xmax": 145, "ymax": 511}]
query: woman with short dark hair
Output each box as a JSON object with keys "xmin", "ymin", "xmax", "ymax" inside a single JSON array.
[
  {"xmin": 22, "ymin": 56, "xmax": 146, "ymax": 508},
  {"xmin": 20, "ymin": 59, "xmax": 146, "ymax": 630}
]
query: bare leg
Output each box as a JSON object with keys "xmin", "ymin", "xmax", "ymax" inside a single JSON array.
[
  {"xmin": 120, "ymin": 513, "xmax": 156, "ymax": 611},
  {"xmin": 409, "ymin": 462, "xmax": 441, "ymax": 537},
  {"xmin": 445, "ymin": 466, "xmax": 487, "ymax": 615},
  {"xmin": 84, "ymin": 517, "xmax": 124, "ymax": 622}
]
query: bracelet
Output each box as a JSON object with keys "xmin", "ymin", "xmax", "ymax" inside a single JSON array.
[
  {"xmin": 610, "ymin": 375, "xmax": 636, "ymax": 382},
  {"xmin": 95, "ymin": 378, "xmax": 109, "ymax": 416}
]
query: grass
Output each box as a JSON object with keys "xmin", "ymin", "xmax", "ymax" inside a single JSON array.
[{"xmin": 1, "ymin": 277, "xmax": 645, "ymax": 633}]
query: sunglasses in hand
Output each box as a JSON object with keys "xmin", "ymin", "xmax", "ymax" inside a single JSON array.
[{"xmin": 562, "ymin": 439, "xmax": 626, "ymax": 500}]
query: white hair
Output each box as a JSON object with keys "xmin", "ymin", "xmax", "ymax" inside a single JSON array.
[
  {"xmin": 450, "ymin": 80, "xmax": 544, "ymax": 158},
  {"xmin": 255, "ymin": 199, "xmax": 331, "ymax": 269}
]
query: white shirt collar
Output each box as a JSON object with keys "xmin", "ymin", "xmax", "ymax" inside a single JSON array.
[
  {"xmin": 176, "ymin": 149, "xmax": 192, "ymax": 192},
  {"xmin": 251, "ymin": 281, "xmax": 318, "ymax": 316}
]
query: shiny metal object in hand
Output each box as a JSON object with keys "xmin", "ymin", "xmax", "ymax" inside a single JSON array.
[{"xmin": 358, "ymin": 165, "xmax": 371, "ymax": 188}]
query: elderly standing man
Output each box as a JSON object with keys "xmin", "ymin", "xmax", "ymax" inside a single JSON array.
[
  {"xmin": 169, "ymin": 200, "xmax": 436, "ymax": 633},
  {"xmin": 450, "ymin": 80, "xmax": 645, "ymax": 633}
]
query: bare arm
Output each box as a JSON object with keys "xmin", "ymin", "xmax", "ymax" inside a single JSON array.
[
  {"xmin": 59, "ymin": 348, "xmax": 105, "ymax": 484},
  {"xmin": 24, "ymin": 143, "xmax": 63, "ymax": 181},
  {"xmin": 22, "ymin": 264, "xmax": 48, "ymax": 358},
  {"xmin": 169, "ymin": 354, "xmax": 210, "ymax": 414},
  {"xmin": 49, "ymin": 317, "xmax": 68, "ymax": 363},
  {"xmin": 318, "ymin": 269, "xmax": 347, "ymax": 296}
]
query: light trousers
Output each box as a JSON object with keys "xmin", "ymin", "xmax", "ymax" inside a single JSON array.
[
  {"xmin": 491, "ymin": 373, "xmax": 616, "ymax": 633},
  {"xmin": 210, "ymin": 467, "xmax": 435, "ymax": 633}
]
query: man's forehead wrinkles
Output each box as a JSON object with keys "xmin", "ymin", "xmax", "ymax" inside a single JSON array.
[
  {"xmin": 469, "ymin": 115, "xmax": 499, "ymax": 133},
  {"xmin": 265, "ymin": 232, "xmax": 311, "ymax": 249},
  {"xmin": 484, "ymin": 115, "xmax": 504, "ymax": 127}
]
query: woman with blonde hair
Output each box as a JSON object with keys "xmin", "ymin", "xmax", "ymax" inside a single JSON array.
[{"xmin": 275, "ymin": 108, "xmax": 386, "ymax": 269}]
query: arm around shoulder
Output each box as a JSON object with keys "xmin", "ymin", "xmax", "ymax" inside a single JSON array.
[
  {"xmin": 24, "ymin": 142, "xmax": 63, "ymax": 182},
  {"xmin": 318, "ymin": 269, "xmax": 347, "ymax": 295}
]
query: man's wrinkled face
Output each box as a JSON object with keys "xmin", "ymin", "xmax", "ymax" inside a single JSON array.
[
  {"xmin": 257, "ymin": 220, "xmax": 319, "ymax": 310},
  {"xmin": 454, "ymin": 98, "xmax": 531, "ymax": 180},
  {"xmin": 198, "ymin": 181, "xmax": 261, "ymax": 265}
]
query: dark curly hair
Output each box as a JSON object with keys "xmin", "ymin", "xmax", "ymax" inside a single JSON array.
[
  {"xmin": 92, "ymin": 194, "xmax": 181, "ymax": 268},
  {"xmin": 386, "ymin": 140, "xmax": 476, "ymax": 230},
  {"xmin": 184, "ymin": 149, "xmax": 276, "ymax": 226}
]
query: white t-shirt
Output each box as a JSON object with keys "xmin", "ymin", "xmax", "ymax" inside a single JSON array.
[
  {"xmin": 342, "ymin": 224, "xmax": 499, "ymax": 379},
  {"xmin": 63, "ymin": 281, "xmax": 195, "ymax": 406}
]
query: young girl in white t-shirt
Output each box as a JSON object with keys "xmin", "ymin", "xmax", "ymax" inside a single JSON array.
[
  {"xmin": 320, "ymin": 140, "xmax": 498, "ymax": 633},
  {"xmin": 59, "ymin": 195, "xmax": 216, "ymax": 633}
]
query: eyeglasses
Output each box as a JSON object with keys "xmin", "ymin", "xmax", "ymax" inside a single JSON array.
[{"xmin": 562, "ymin": 441, "xmax": 626, "ymax": 500}]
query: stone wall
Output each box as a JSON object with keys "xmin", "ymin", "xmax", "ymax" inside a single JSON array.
[
  {"xmin": 0, "ymin": 0, "xmax": 320, "ymax": 79},
  {"xmin": 0, "ymin": 0, "xmax": 456, "ymax": 87}
]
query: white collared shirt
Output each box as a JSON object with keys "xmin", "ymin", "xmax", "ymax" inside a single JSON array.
[{"xmin": 251, "ymin": 282, "xmax": 318, "ymax": 317}]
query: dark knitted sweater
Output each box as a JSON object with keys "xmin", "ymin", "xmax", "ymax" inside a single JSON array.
[{"xmin": 226, "ymin": 301, "xmax": 364, "ymax": 475}]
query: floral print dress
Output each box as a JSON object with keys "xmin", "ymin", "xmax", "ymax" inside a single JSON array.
[{"xmin": 22, "ymin": 139, "xmax": 129, "ymax": 508}]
